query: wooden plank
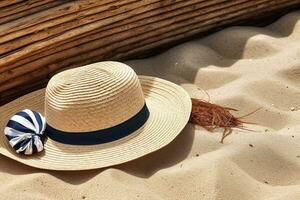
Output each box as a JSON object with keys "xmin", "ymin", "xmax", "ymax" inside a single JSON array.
[
  {"xmin": 0, "ymin": 0, "xmax": 69, "ymax": 24},
  {"xmin": 0, "ymin": 0, "xmax": 25, "ymax": 8},
  {"xmin": 0, "ymin": 0, "xmax": 300, "ymax": 105}
]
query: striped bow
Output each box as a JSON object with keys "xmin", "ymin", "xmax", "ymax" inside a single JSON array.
[{"xmin": 4, "ymin": 109, "xmax": 46, "ymax": 155}]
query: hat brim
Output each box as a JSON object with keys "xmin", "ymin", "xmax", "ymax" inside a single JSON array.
[{"xmin": 0, "ymin": 76, "xmax": 191, "ymax": 170}]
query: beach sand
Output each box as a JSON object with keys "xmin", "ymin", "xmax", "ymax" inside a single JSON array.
[{"xmin": 1, "ymin": 11, "xmax": 300, "ymax": 200}]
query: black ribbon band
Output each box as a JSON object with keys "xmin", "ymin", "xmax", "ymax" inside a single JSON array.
[{"xmin": 46, "ymin": 104, "xmax": 150, "ymax": 145}]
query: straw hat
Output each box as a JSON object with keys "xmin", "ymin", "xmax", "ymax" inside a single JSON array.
[{"xmin": 0, "ymin": 61, "xmax": 191, "ymax": 170}]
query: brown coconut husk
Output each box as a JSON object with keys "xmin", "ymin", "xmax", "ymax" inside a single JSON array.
[{"xmin": 189, "ymin": 98, "xmax": 260, "ymax": 143}]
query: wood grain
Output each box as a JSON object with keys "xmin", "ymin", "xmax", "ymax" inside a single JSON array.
[{"xmin": 0, "ymin": 0, "xmax": 300, "ymax": 105}]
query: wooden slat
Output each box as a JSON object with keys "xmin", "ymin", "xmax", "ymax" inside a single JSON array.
[
  {"xmin": 0, "ymin": 0, "xmax": 70, "ymax": 24},
  {"xmin": 0, "ymin": 0, "xmax": 25, "ymax": 8},
  {"xmin": 0, "ymin": 0, "xmax": 300, "ymax": 105},
  {"xmin": 0, "ymin": 0, "xmax": 56, "ymax": 18}
]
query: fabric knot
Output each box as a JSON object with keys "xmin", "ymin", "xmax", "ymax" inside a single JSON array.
[{"xmin": 4, "ymin": 109, "xmax": 46, "ymax": 155}]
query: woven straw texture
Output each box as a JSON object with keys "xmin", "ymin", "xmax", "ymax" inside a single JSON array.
[
  {"xmin": 0, "ymin": 62, "xmax": 191, "ymax": 170},
  {"xmin": 45, "ymin": 62, "xmax": 145, "ymax": 132}
]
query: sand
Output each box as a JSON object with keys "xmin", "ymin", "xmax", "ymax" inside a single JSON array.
[{"xmin": 1, "ymin": 11, "xmax": 300, "ymax": 200}]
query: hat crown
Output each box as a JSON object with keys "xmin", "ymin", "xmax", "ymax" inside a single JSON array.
[{"xmin": 45, "ymin": 62, "xmax": 145, "ymax": 132}]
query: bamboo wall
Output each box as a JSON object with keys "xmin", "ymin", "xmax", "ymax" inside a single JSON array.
[{"xmin": 1, "ymin": 0, "xmax": 300, "ymax": 105}]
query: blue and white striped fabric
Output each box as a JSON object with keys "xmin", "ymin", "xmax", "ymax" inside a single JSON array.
[{"xmin": 4, "ymin": 109, "xmax": 46, "ymax": 155}]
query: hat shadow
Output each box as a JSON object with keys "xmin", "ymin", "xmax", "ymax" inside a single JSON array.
[
  {"xmin": 0, "ymin": 124, "xmax": 195, "ymax": 184},
  {"xmin": 51, "ymin": 124, "xmax": 195, "ymax": 183},
  {"xmin": 115, "ymin": 124, "xmax": 195, "ymax": 178}
]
